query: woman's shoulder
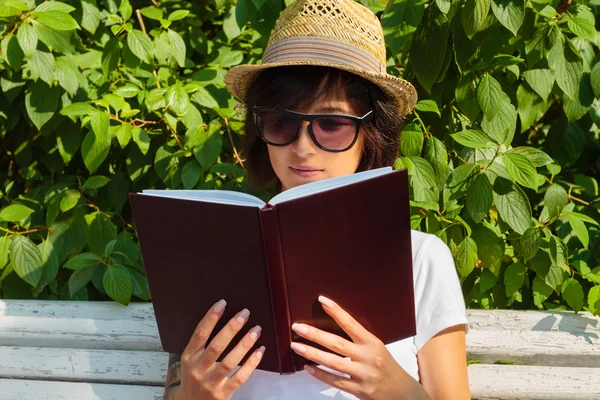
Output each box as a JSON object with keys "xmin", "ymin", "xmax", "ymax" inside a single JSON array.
[{"xmin": 409, "ymin": 230, "xmax": 453, "ymax": 267}]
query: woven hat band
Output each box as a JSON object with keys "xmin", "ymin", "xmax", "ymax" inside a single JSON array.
[{"xmin": 263, "ymin": 36, "xmax": 386, "ymax": 74}]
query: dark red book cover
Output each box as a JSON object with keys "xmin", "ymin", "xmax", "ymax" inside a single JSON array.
[{"xmin": 128, "ymin": 168, "xmax": 415, "ymax": 374}]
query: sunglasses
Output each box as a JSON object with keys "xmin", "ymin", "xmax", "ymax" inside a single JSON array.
[{"xmin": 252, "ymin": 107, "xmax": 374, "ymax": 152}]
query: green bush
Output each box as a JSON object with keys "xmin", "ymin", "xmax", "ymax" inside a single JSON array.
[{"xmin": 0, "ymin": 0, "xmax": 598, "ymax": 315}]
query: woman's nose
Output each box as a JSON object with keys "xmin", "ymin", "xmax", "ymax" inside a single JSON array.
[{"xmin": 292, "ymin": 121, "xmax": 317, "ymax": 156}]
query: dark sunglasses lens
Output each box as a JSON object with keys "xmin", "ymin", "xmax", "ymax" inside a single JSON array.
[
  {"xmin": 258, "ymin": 112, "xmax": 298, "ymax": 144},
  {"xmin": 312, "ymin": 117, "xmax": 357, "ymax": 150}
]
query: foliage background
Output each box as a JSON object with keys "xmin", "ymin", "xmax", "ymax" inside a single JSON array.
[{"xmin": 0, "ymin": 0, "xmax": 599, "ymax": 316}]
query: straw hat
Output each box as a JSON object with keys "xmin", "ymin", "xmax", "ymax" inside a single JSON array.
[{"xmin": 224, "ymin": 0, "xmax": 417, "ymax": 116}]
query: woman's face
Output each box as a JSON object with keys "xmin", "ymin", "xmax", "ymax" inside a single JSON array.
[{"xmin": 266, "ymin": 95, "xmax": 365, "ymax": 191}]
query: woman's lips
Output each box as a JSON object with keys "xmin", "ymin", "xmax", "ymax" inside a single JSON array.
[{"xmin": 289, "ymin": 166, "xmax": 323, "ymax": 178}]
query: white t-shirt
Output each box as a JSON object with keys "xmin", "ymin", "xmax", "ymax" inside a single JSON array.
[{"xmin": 232, "ymin": 230, "xmax": 469, "ymax": 399}]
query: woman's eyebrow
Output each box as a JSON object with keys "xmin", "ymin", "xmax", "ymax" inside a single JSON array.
[{"xmin": 314, "ymin": 106, "xmax": 348, "ymax": 113}]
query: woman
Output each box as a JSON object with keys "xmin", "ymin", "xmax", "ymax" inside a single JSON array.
[{"xmin": 164, "ymin": 0, "xmax": 470, "ymax": 398}]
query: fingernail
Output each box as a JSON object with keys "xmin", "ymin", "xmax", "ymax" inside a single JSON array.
[
  {"xmin": 213, "ymin": 299, "xmax": 227, "ymax": 313},
  {"xmin": 249, "ymin": 325, "xmax": 262, "ymax": 340},
  {"xmin": 305, "ymin": 365, "xmax": 316, "ymax": 375},
  {"xmin": 236, "ymin": 308, "xmax": 250, "ymax": 324},
  {"xmin": 318, "ymin": 295, "xmax": 335, "ymax": 308},
  {"xmin": 291, "ymin": 323, "xmax": 309, "ymax": 335},
  {"xmin": 291, "ymin": 342, "xmax": 306, "ymax": 354},
  {"xmin": 255, "ymin": 346, "xmax": 266, "ymax": 359}
]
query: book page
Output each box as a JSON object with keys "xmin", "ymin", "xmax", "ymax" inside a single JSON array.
[
  {"xmin": 141, "ymin": 190, "xmax": 265, "ymax": 207},
  {"xmin": 269, "ymin": 166, "xmax": 393, "ymax": 205}
]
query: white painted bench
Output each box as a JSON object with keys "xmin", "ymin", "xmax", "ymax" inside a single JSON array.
[{"xmin": 0, "ymin": 300, "xmax": 598, "ymax": 399}]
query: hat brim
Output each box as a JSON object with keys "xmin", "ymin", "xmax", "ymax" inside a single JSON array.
[{"xmin": 224, "ymin": 60, "xmax": 417, "ymax": 117}]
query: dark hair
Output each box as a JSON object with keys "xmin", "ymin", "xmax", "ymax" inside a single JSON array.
[{"xmin": 242, "ymin": 66, "xmax": 403, "ymax": 190}]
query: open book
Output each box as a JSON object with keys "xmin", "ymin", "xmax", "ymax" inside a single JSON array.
[{"xmin": 128, "ymin": 167, "xmax": 415, "ymax": 374}]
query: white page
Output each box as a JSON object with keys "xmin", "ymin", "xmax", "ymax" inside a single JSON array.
[
  {"xmin": 269, "ymin": 166, "xmax": 393, "ymax": 205},
  {"xmin": 142, "ymin": 189, "xmax": 265, "ymax": 207}
]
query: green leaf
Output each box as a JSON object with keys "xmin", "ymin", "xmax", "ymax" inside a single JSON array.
[
  {"xmin": 103, "ymin": 265, "xmax": 132, "ymax": 306},
  {"xmin": 493, "ymin": 178, "xmax": 532, "ymax": 234},
  {"xmin": 381, "ymin": 0, "xmax": 425, "ymax": 54},
  {"xmin": 563, "ymin": 74, "xmax": 594, "ymax": 124},
  {"xmin": 81, "ymin": 115, "xmax": 110, "ymax": 174},
  {"xmin": 33, "ymin": 11, "xmax": 80, "ymax": 30},
  {"xmin": 17, "ymin": 23, "xmax": 37, "ymax": 56},
  {"xmin": 544, "ymin": 183, "xmax": 568, "ymax": 217},
  {"xmin": 166, "ymin": 83, "xmax": 190, "ymax": 116},
  {"xmin": 562, "ymin": 278, "xmax": 584, "ymax": 312},
  {"xmin": 26, "ymin": 80, "xmax": 60, "ymax": 130},
  {"xmin": 101, "ymin": 38, "xmax": 120, "ymax": 77},
  {"xmin": 0, "ymin": 236, "xmax": 12, "ymax": 269},
  {"xmin": 490, "ymin": 0, "xmax": 524, "ymax": 35},
  {"xmin": 0, "ymin": 0, "xmax": 28, "ymax": 17},
  {"xmin": 566, "ymin": 213, "xmax": 589, "ymax": 249},
  {"xmin": 35, "ymin": 1, "xmax": 75, "ymax": 13},
  {"xmin": 481, "ymin": 95, "xmax": 517, "ymax": 145},
  {"xmin": 88, "ymin": 212, "xmax": 117, "ymax": 256},
  {"xmin": 0, "ymin": 204, "xmax": 34, "ymax": 222},
  {"xmin": 132, "ymin": 127, "xmax": 150, "ymax": 155},
  {"xmin": 462, "ymin": 0, "xmax": 490, "ymax": 38},
  {"xmin": 533, "ymin": 276, "xmax": 554, "ymax": 306},
  {"xmin": 10, "ymin": 235, "xmax": 43, "ymax": 287},
  {"xmin": 451, "ymin": 129, "xmax": 494, "ymax": 148},
  {"xmin": 424, "ymin": 136, "xmax": 448, "ymax": 182},
  {"xmin": 29, "ymin": 50, "xmax": 55, "ymax": 85},
  {"xmin": 568, "ymin": 16, "xmax": 596, "ymax": 41},
  {"xmin": 60, "ymin": 189, "xmax": 80, "ymax": 212},
  {"xmin": 194, "ymin": 131, "xmax": 222, "ymax": 168},
  {"xmin": 516, "ymin": 82, "xmax": 551, "ymax": 132},
  {"xmin": 223, "ymin": 6, "xmax": 242, "ymax": 41},
  {"xmin": 480, "ymin": 268, "xmax": 498, "ymax": 292},
  {"xmin": 466, "ymin": 173, "xmax": 493, "ymax": 223},
  {"xmin": 510, "ymin": 147, "xmax": 553, "ymax": 167},
  {"xmin": 169, "ymin": 10, "xmax": 190, "ymax": 21},
  {"xmin": 521, "ymin": 227, "xmax": 541, "ymax": 262},
  {"xmin": 167, "ymin": 29, "xmax": 186, "ymax": 67},
  {"xmin": 523, "ymin": 69, "xmax": 554, "ymax": 101},
  {"xmin": 456, "ymin": 236, "xmax": 478, "ymax": 279},
  {"xmin": 191, "ymin": 87, "xmax": 219, "ymax": 109},
  {"xmin": 81, "ymin": 0, "xmax": 101, "ymax": 34},
  {"xmin": 448, "ymin": 163, "xmax": 479, "ymax": 191},
  {"xmin": 455, "ymin": 74, "xmax": 480, "ymax": 121},
  {"xmin": 119, "ymin": 0, "xmax": 132, "ymax": 20},
  {"xmin": 63, "ymin": 253, "xmax": 102, "ymax": 270},
  {"xmin": 549, "ymin": 236, "xmax": 569, "ymax": 272},
  {"xmin": 55, "ymin": 58, "xmax": 79, "ymax": 96},
  {"xmin": 478, "ymin": 74, "xmax": 503, "ymax": 120},
  {"xmin": 68, "ymin": 264, "xmax": 97, "ymax": 297},
  {"xmin": 83, "ymin": 175, "xmax": 110, "ymax": 189},
  {"xmin": 548, "ymin": 34, "xmax": 583, "ymax": 100},
  {"xmin": 127, "ymin": 29, "xmax": 154, "ymax": 64},
  {"xmin": 505, "ymin": 261, "xmax": 526, "ymax": 297},
  {"xmin": 591, "ymin": 62, "xmax": 600, "ymax": 99},
  {"xmin": 140, "ymin": 6, "xmax": 163, "ymax": 20},
  {"xmin": 563, "ymin": 211, "xmax": 599, "ymax": 226},
  {"xmin": 60, "ymin": 102, "xmax": 95, "ymax": 117},
  {"xmin": 588, "ymin": 286, "xmax": 600, "ymax": 315},
  {"xmin": 407, "ymin": 156, "xmax": 436, "ymax": 188},
  {"xmin": 410, "ymin": 6, "xmax": 449, "ymax": 93},
  {"xmin": 38, "ymin": 239, "xmax": 59, "ymax": 283},
  {"xmin": 400, "ymin": 123, "xmax": 424, "ymax": 157},
  {"xmin": 181, "ymin": 159, "xmax": 203, "ymax": 189},
  {"xmin": 113, "ymin": 84, "xmax": 140, "ymax": 98},
  {"xmin": 115, "ymin": 122, "xmax": 132, "ymax": 149},
  {"xmin": 504, "ymin": 152, "xmax": 538, "ymax": 191},
  {"xmin": 414, "ymin": 100, "xmax": 440, "ymax": 116}
]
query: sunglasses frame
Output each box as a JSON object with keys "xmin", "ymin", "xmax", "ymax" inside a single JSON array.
[{"xmin": 252, "ymin": 106, "xmax": 374, "ymax": 153}]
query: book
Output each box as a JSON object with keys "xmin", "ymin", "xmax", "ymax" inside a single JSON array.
[{"xmin": 128, "ymin": 167, "xmax": 416, "ymax": 374}]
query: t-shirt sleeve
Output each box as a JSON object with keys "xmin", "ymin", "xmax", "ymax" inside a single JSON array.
[{"xmin": 412, "ymin": 234, "xmax": 469, "ymax": 352}]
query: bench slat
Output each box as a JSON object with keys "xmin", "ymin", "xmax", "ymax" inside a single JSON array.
[
  {"xmin": 0, "ymin": 378, "xmax": 163, "ymax": 400},
  {"xmin": 469, "ymin": 364, "xmax": 600, "ymax": 400},
  {"xmin": 0, "ymin": 347, "xmax": 166, "ymax": 386}
]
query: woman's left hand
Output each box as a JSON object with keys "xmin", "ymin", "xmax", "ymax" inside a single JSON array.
[{"xmin": 290, "ymin": 296, "xmax": 431, "ymax": 400}]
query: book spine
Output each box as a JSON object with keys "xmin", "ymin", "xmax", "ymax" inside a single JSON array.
[{"xmin": 259, "ymin": 206, "xmax": 295, "ymax": 374}]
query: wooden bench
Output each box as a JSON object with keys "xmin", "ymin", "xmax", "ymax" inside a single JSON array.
[{"xmin": 0, "ymin": 300, "xmax": 598, "ymax": 399}]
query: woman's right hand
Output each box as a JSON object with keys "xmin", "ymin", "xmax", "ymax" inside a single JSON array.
[{"xmin": 176, "ymin": 299, "xmax": 265, "ymax": 400}]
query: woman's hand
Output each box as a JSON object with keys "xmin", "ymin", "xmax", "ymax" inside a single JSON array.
[
  {"xmin": 177, "ymin": 299, "xmax": 265, "ymax": 400},
  {"xmin": 290, "ymin": 296, "xmax": 430, "ymax": 400}
]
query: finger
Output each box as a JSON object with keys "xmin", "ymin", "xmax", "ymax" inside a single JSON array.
[
  {"xmin": 291, "ymin": 323, "xmax": 361, "ymax": 360},
  {"xmin": 182, "ymin": 299, "xmax": 227, "ymax": 359},
  {"xmin": 318, "ymin": 296, "xmax": 374, "ymax": 344},
  {"xmin": 303, "ymin": 365, "xmax": 358, "ymax": 395},
  {"xmin": 195, "ymin": 308, "xmax": 251, "ymax": 371},
  {"xmin": 224, "ymin": 346, "xmax": 266, "ymax": 393},
  {"xmin": 290, "ymin": 342, "xmax": 361, "ymax": 377},
  {"xmin": 207, "ymin": 325, "xmax": 263, "ymax": 383}
]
